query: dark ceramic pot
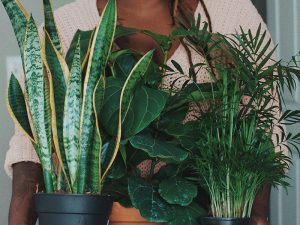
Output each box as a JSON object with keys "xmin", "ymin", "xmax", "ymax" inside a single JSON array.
[
  {"xmin": 35, "ymin": 193, "xmax": 113, "ymax": 225},
  {"xmin": 200, "ymin": 217, "xmax": 250, "ymax": 225}
]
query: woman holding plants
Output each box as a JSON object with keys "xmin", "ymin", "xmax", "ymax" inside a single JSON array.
[{"xmin": 4, "ymin": 0, "xmax": 274, "ymax": 225}]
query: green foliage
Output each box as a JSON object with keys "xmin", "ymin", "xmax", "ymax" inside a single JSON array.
[
  {"xmin": 172, "ymin": 15, "xmax": 300, "ymax": 218},
  {"xmin": 159, "ymin": 177, "xmax": 198, "ymax": 206}
]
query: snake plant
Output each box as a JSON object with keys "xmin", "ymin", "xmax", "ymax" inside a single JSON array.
[{"xmin": 2, "ymin": 0, "xmax": 158, "ymax": 194}]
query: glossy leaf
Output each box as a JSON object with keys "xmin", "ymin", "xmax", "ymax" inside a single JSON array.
[
  {"xmin": 167, "ymin": 203, "xmax": 207, "ymax": 225},
  {"xmin": 159, "ymin": 177, "xmax": 198, "ymax": 206},
  {"xmin": 101, "ymin": 50, "xmax": 155, "ymax": 182},
  {"xmin": 6, "ymin": 74, "xmax": 35, "ymax": 143},
  {"xmin": 43, "ymin": 0, "xmax": 62, "ymax": 53},
  {"xmin": 128, "ymin": 178, "xmax": 172, "ymax": 222},
  {"xmin": 79, "ymin": 0, "xmax": 117, "ymax": 193},
  {"xmin": 130, "ymin": 134, "xmax": 188, "ymax": 162},
  {"xmin": 24, "ymin": 16, "xmax": 54, "ymax": 192},
  {"xmin": 63, "ymin": 39, "xmax": 81, "ymax": 192},
  {"xmin": 1, "ymin": 0, "xmax": 28, "ymax": 58}
]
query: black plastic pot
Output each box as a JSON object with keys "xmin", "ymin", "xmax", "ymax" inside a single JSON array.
[
  {"xmin": 35, "ymin": 193, "xmax": 113, "ymax": 225},
  {"xmin": 200, "ymin": 217, "xmax": 250, "ymax": 225}
]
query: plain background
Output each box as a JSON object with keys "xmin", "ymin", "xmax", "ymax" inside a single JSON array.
[{"xmin": 0, "ymin": 0, "xmax": 299, "ymax": 225}]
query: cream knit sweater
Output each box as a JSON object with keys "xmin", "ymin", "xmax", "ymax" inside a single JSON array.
[{"xmin": 4, "ymin": 0, "xmax": 275, "ymax": 177}]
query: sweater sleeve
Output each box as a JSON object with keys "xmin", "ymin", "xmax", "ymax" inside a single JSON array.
[{"xmin": 4, "ymin": 0, "xmax": 100, "ymax": 178}]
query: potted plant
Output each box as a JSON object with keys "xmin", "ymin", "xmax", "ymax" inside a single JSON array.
[
  {"xmin": 3, "ymin": 0, "xmax": 209, "ymax": 224},
  {"xmin": 168, "ymin": 15, "xmax": 300, "ymax": 225},
  {"xmin": 1, "ymin": 0, "xmax": 170, "ymax": 224}
]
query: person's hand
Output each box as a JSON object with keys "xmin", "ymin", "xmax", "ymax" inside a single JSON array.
[
  {"xmin": 9, "ymin": 162, "xmax": 44, "ymax": 225},
  {"xmin": 250, "ymin": 216, "xmax": 269, "ymax": 225}
]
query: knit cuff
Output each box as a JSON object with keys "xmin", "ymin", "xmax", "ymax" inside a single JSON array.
[{"xmin": 4, "ymin": 127, "xmax": 40, "ymax": 179}]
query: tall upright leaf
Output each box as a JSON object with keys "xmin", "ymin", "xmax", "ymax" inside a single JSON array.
[
  {"xmin": 45, "ymin": 31, "xmax": 70, "ymax": 187},
  {"xmin": 1, "ymin": 0, "xmax": 29, "ymax": 58},
  {"xmin": 6, "ymin": 74, "xmax": 35, "ymax": 143},
  {"xmin": 43, "ymin": 0, "xmax": 62, "ymax": 53},
  {"xmin": 63, "ymin": 40, "xmax": 81, "ymax": 193},
  {"xmin": 101, "ymin": 50, "xmax": 154, "ymax": 182},
  {"xmin": 24, "ymin": 16, "xmax": 55, "ymax": 192},
  {"xmin": 90, "ymin": 77, "xmax": 106, "ymax": 193},
  {"xmin": 78, "ymin": 0, "xmax": 117, "ymax": 193}
]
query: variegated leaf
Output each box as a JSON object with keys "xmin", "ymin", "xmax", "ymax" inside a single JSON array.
[
  {"xmin": 78, "ymin": 0, "xmax": 117, "ymax": 193},
  {"xmin": 43, "ymin": 0, "xmax": 63, "ymax": 53},
  {"xmin": 6, "ymin": 73, "xmax": 35, "ymax": 143},
  {"xmin": 45, "ymin": 31, "xmax": 70, "ymax": 187},
  {"xmin": 63, "ymin": 39, "xmax": 81, "ymax": 193},
  {"xmin": 1, "ymin": 0, "xmax": 28, "ymax": 58},
  {"xmin": 89, "ymin": 76, "xmax": 106, "ymax": 193},
  {"xmin": 101, "ymin": 50, "xmax": 154, "ymax": 181},
  {"xmin": 24, "ymin": 16, "xmax": 55, "ymax": 192}
]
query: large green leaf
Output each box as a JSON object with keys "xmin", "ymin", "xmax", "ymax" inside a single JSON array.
[
  {"xmin": 130, "ymin": 134, "xmax": 188, "ymax": 162},
  {"xmin": 24, "ymin": 16, "xmax": 55, "ymax": 192},
  {"xmin": 128, "ymin": 178, "xmax": 172, "ymax": 222},
  {"xmin": 79, "ymin": 0, "xmax": 117, "ymax": 193},
  {"xmin": 167, "ymin": 203, "xmax": 207, "ymax": 225},
  {"xmin": 122, "ymin": 86, "xmax": 168, "ymax": 138},
  {"xmin": 159, "ymin": 177, "xmax": 198, "ymax": 206},
  {"xmin": 43, "ymin": 0, "xmax": 62, "ymax": 53},
  {"xmin": 1, "ymin": 0, "xmax": 28, "ymax": 59},
  {"xmin": 63, "ymin": 39, "xmax": 81, "ymax": 193},
  {"xmin": 7, "ymin": 74, "xmax": 35, "ymax": 143},
  {"xmin": 111, "ymin": 49, "xmax": 138, "ymax": 80},
  {"xmin": 100, "ymin": 81, "xmax": 167, "ymax": 139},
  {"xmin": 101, "ymin": 50, "xmax": 155, "ymax": 182}
]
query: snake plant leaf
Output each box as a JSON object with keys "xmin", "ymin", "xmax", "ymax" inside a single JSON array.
[
  {"xmin": 130, "ymin": 134, "xmax": 188, "ymax": 162},
  {"xmin": 100, "ymin": 50, "xmax": 155, "ymax": 182},
  {"xmin": 43, "ymin": 63, "xmax": 58, "ymax": 191},
  {"xmin": 79, "ymin": 0, "xmax": 117, "ymax": 193},
  {"xmin": 63, "ymin": 39, "xmax": 82, "ymax": 193},
  {"xmin": 45, "ymin": 31, "xmax": 70, "ymax": 183},
  {"xmin": 43, "ymin": 0, "xmax": 62, "ymax": 53},
  {"xmin": 6, "ymin": 74, "xmax": 35, "ymax": 143},
  {"xmin": 89, "ymin": 77, "xmax": 106, "ymax": 193},
  {"xmin": 128, "ymin": 178, "xmax": 172, "ymax": 222},
  {"xmin": 1, "ymin": 0, "xmax": 28, "ymax": 58},
  {"xmin": 66, "ymin": 29, "xmax": 94, "ymax": 69},
  {"xmin": 24, "ymin": 16, "xmax": 55, "ymax": 192},
  {"xmin": 167, "ymin": 203, "xmax": 207, "ymax": 225},
  {"xmin": 158, "ymin": 177, "xmax": 198, "ymax": 206}
]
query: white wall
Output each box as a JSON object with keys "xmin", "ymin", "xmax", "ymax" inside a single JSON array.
[
  {"xmin": 267, "ymin": 1, "xmax": 300, "ymax": 225},
  {"xmin": 0, "ymin": 1, "xmax": 73, "ymax": 224}
]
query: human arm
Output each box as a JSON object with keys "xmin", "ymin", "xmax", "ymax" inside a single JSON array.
[
  {"xmin": 9, "ymin": 162, "xmax": 45, "ymax": 225},
  {"xmin": 250, "ymin": 184, "xmax": 271, "ymax": 225}
]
